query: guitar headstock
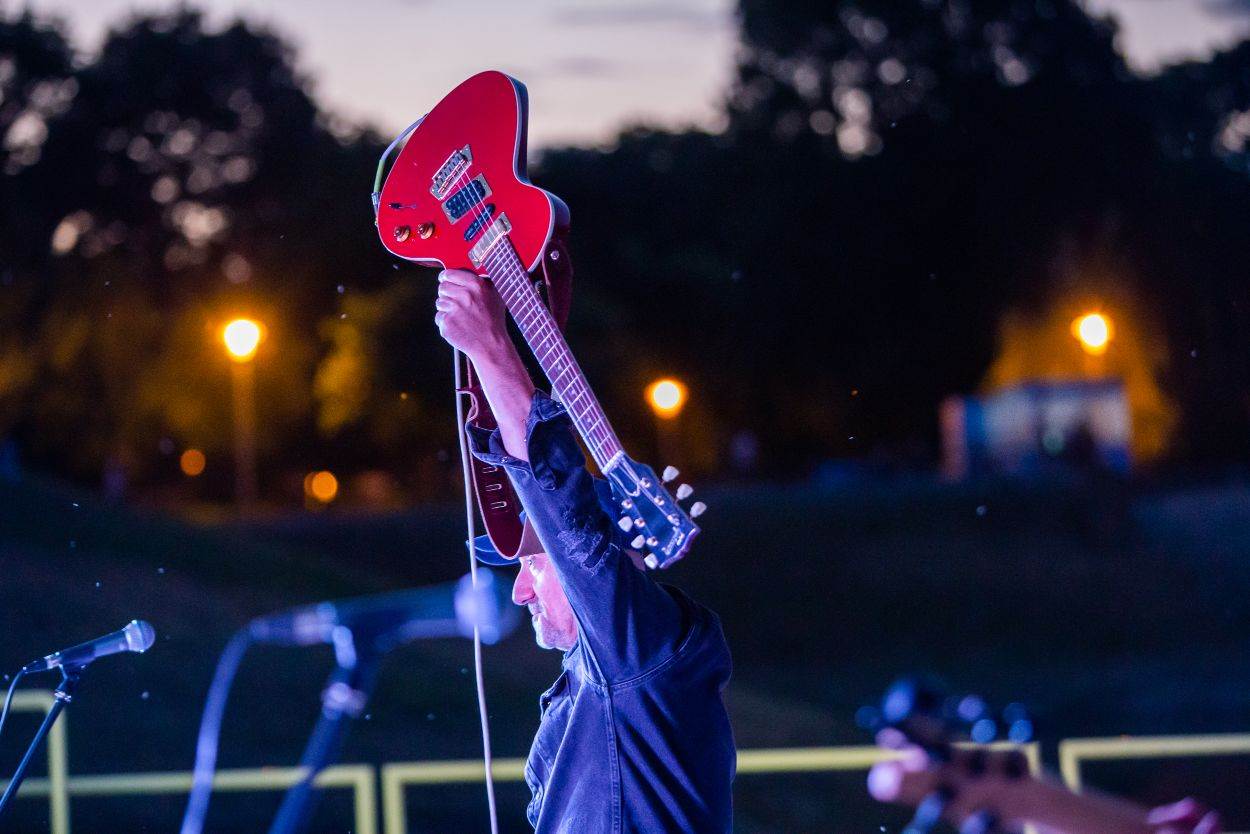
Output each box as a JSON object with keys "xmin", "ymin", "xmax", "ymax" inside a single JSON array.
[
  {"xmin": 862, "ymin": 679, "xmax": 1217, "ymax": 834},
  {"xmin": 859, "ymin": 678, "xmax": 1036, "ymax": 834},
  {"xmin": 859, "ymin": 677, "xmax": 1035, "ymax": 755},
  {"xmin": 604, "ymin": 456, "xmax": 704, "ymax": 570}
]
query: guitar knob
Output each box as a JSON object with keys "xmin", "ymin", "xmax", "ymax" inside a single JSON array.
[
  {"xmin": 662, "ymin": 466, "xmax": 679, "ymax": 482},
  {"xmin": 643, "ymin": 554, "xmax": 659, "ymax": 569},
  {"xmin": 690, "ymin": 502, "xmax": 707, "ymax": 518},
  {"xmin": 631, "ymin": 535, "xmax": 645, "ymax": 549},
  {"xmin": 676, "ymin": 483, "xmax": 693, "ymax": 500},
  {"xmin": 617, "ymin": 516, "xmax": 633, "ymax": 532}
]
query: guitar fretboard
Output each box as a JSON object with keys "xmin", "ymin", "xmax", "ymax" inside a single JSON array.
[{"xmin": 481, "ymin": 241, "xmax": 623, "ymax": 471}]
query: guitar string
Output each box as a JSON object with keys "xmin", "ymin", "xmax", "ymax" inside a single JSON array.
[
  {"xmin": 436, "ymin": 157, "xmax": 618, "ymax": 463},
  {"xmin": 483, "ymin": 244, "xmax": 619, "ymax": 468}
]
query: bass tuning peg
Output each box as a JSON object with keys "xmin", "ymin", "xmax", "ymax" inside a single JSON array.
[
  {"xmin": 690, "ymin": 501, "xmax": 707, "ymax": 518},
  {"xmin": 662, "ymin": 466, "xmax": 679, "ymax": 482},
  {"xmin": 676, "ymin": 483, "xmax": 693, "ymax": 500}
]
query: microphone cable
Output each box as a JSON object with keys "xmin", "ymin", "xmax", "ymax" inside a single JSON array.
[
  {"xmin": 454, "ymin": 347, "xmax": 501, "ymax": 834},
  {"xmin": 0, "ymin": 670, "xmax": 26, "ymax": 745},
  {"xmin": 179, "ymin": 629, "xmax": 254, "ymax": 834}
]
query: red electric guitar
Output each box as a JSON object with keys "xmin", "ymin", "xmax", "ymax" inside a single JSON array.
[{"xmin": 373, "ymin": 71, "xmax": 703, "ymax": 569}]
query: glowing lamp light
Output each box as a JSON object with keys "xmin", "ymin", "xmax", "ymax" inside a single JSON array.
[
  {"xmin": 180, "ymin": 448, "xmax": 206, "ymax": 477},
  {"xmin": 305, "ymin": 470, "xmax": 339, "ymax": 504},
  {"xmin": 1071, "ymin": 313, "xmax": 1112, "ymax": 356},
  {"xmin": 646, "ymin": 378, "xmax": 688, "ymax": 419},
  {"xmin": 223, "ymin": 318, "xmax": 263, "ymax": 362}
]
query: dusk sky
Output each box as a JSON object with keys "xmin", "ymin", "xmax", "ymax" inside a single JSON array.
[{"xmin": 18, "ymin": 0, "xmax": 1250, "ymax": 148}]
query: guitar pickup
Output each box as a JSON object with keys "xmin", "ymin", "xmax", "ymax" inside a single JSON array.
[
  {"xmin": 442, "ymin": 176, "xmax": 491, "ymax": 223},
  {"xmin": 468, "ymin": 213, "xmax": 512, "ymax": 266},
  {"xmin": 430, "ymin": 145, "xmax": 472, "ymax": 199},
  {"xmin": 462, "ymin": 204, "xmax": 496, "ymax": 241}
]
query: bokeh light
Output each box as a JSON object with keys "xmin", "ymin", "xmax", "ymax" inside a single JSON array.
[
  {"xmin": 179, "ymin": 448, "xmax": 206, "ymax": 477},
  {"xmin": 223, "ymin": 318, "xmax": 263, "ymax": 362},
  {"xmin": 1071, "ymin": 313, "xmax": 1112, "ymax": 356},
  {"xmin": 647, "ymin": 378, "xmax": 688, "ymax": 419},
  {"xmin": 305, "ymin": 470, "xmax": 339, "ymax": 504}
]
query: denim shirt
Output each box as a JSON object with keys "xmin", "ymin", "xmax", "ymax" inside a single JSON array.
[{"xmin": 468, "ymin": 391, "xmax": 735, "ymax": 833}]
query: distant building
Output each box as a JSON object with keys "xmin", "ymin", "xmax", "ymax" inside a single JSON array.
[{"xmin": 941, "ymin": 380, "xmax": 1131, "ymax": 480}]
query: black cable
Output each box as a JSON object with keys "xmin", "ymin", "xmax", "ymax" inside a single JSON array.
[
  {"xmin": 0, "ymin": 670, "xmax": 26, "ymax": 745},
  {"xmin": 179, "ymin": 629, "xmax": 254, "ymax": 834}
]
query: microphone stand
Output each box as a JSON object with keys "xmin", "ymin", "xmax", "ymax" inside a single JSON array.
[
  {"xmin": 0, "ymin": 666, "xmax": 82, "ymax": 819},
  {"xmin": 267, "ymin": 628, "xmax": 382, "ymax": 834}
]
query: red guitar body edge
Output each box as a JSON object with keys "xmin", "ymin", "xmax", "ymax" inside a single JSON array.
[
  {"xmin": 376, "ymin": 70, "xmax": 569, "ymax": 272},
  {"xmin": 376, "ymin": 70, "xmax": 570, "ymax": 562}
]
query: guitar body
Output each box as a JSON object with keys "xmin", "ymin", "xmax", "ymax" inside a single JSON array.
[{"xmin": 376, "ymin": 71, "xmax": 565, "ymax": 271}]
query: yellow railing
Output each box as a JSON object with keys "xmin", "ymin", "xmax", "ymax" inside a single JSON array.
[
  {"xmin": 0, "ymin": 691, "xmax": 69, "ymax": 834},
  {"xmin": 379, "ymin": 743, "xmax": 1042, "ymax": 834},
  {"xmin": 4, "ymin": 689, "xmax": 1245, "ymax": 834}
]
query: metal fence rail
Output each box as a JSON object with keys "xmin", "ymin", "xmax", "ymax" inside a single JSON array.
[
  {"xmin": 379, "ymin": 743, "xmax": 1041, "ymax": 834},
  {"xmin": 3, "ymin": 690, "xmax": 1245, "ymax": 833}
]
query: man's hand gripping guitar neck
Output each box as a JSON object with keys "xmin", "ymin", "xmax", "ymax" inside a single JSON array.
[{"xmin": 436, "ymin": 269, "xmax": 536, "ymax": 462}]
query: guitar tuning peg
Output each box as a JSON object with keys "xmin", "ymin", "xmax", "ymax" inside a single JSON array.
[
  {"xmin": 690, "ymin": 501, "xmax": 707, "ymax": 518},
  {"xmin": 617, "ymin": 516, "xmax": 633, "ymax": 532},
  {"xmin": 662, "ymin": 466, "xmax": 679, "ymax": 482},
  {"xmin": 631, "ymin": 534, "xmax": 645, "ymax": 549},
  {"xmin": 643, "ymin": 554, "xmax": 659, "ymax": 569},
  {"xmin": 645, "ymin": 536, "xmax": 659, "ymax": 547},
  {"xmin": 676, "ymin": 483, "xmax": 693, "ymax": 500}
]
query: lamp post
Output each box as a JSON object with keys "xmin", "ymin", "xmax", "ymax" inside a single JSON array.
[
  {"xmin": 1071, "ymin": 312, "xmax": 1112, "ymax": 378},
  {"xmin": 646, "ymin": 378, "xmax": 687, "ymax": 467},
  {"xmin": 223, "ymin": 318, "xmax": 262, "ymax": 509}
]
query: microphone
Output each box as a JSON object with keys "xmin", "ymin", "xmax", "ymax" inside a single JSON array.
[
  {"xmin": 23, "ymin": 619, "xmax": 156, "ymax": 673},
  {"xmin": 247, "ymin": 571, "xmax": 516, "ymax": 650}
]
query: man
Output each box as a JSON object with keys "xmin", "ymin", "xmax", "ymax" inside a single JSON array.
[{"xmin": 435, "ymin": 268, "xmax": 736, "ymax": 833}]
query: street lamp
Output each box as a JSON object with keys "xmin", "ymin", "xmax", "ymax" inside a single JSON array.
[
  {"xmin": 646, "ymin": 377, "xmax": 687, "ymax": 468},
  {"xmin": 1071, "ymin": 313, "xmax": 1111, "ymax": 356},
  {"xmin": 223, "ymin": 319, "xmax": 262, "ymax": 362},
  {"xmin": 646, "ymin": 378, "xmax": 687, "ymax": 420},
  {"xmin": 222, "ymin": 318, "xmax": 263, "ymax": 509},
  {"xmin": 1071, "ymin": 312, "xmax": 1112, "ymax": 378}
]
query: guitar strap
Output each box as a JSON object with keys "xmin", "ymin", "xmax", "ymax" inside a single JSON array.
[{"xmin": 459, "ymin": 233, "xmax": 574, "ymax": 560}]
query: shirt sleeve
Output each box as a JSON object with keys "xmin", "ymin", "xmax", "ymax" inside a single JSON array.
[{"xmin": 466, "ymin": 390, "xmax": 685, "ymax": 683}]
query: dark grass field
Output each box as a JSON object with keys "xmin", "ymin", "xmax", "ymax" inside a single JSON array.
[{"xmin": 1, "ymin": 471, "xmax": 1248, "ymax": 832}]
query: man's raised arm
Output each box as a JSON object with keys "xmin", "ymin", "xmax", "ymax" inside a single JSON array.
[{"xmin": 435, "ymin": 268, "xmax": 685, "ymax": 679}]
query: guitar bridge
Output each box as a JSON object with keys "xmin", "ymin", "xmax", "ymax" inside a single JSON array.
[{"xmin": 430, "ymin": 145, "xmax": 472, "ymax": 199}]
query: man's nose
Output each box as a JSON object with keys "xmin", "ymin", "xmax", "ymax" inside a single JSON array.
[{"xmin": 512, "ymin": 566, "xmax": 534, "ymax": 606}]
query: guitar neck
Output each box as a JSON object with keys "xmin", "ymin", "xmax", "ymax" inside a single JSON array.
[
  {"xmin": 871, "ymin": 757, "xmax": 1155, "ymax": 834},
  {"xmin": 481, "ymin": 240, "xmax": 624, "ymax": 471}
]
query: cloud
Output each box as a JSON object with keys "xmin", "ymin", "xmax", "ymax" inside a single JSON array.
[
  {"xmin": 1204, "ymin": 0, "xmax": 1250, "ymax": 17},
  {"xmin": 547, "ymin": 56, "xmax": 617, "ymax": 77},
  {"xmin": 554, "ymin": 2, "xmax": 728, "ymax": 33}
]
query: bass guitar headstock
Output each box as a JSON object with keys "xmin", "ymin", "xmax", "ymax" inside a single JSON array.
[
  {"xmin": 859, "ymin": 677, "xmax": 1036, "ymax": 834},
  {"xmin": 604, "ymin": 456, "xmax": 704, "ymax": 570},
  {"xmin": 859, "ymin": 678, "xmax": 1215, "ymax": 834}
]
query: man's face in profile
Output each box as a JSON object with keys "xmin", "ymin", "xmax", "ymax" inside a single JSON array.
[{"xmin": 512, "ymin": 552, "xmax": 577, "ymax": 651}]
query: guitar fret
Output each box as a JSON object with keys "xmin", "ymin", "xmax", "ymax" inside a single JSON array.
[{"xmin": 482, "ymin": 240, "xmax": 622, "ymax": 467}]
